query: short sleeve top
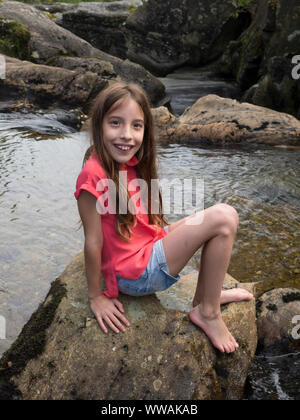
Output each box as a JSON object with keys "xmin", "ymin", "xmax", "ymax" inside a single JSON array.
[{"xmin": 74, "ymin": 150, "xmax": 167, "ymax": 298}]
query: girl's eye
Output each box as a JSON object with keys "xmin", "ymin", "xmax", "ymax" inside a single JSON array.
[
  {"xmin": 110, "ymin": 120, "xmax": 120, "ymax": 126},
  {"xmin": 134, "ymin": 123, "xmax": 143, "ymax": 129}
]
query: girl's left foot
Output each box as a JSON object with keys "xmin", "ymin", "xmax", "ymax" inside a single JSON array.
[{"xmin": 193, "ymin": 288, "xmax": 253, "ymax": 308}]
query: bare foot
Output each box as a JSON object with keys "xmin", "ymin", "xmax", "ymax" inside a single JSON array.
[
  {"xmin": 193, "ymin": 288, "xmax": 253, "ymax": 308},
  {"xmin": 220, "ymin": 288, "xmax": 254, "ymax": 305},
  {"xmin": 189, "ymin": 303, "xmax": 239, "ymax": 353}
]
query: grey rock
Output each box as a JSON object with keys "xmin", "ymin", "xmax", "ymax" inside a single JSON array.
[{"xmin": 0, "ymin": 252, "xmax": 257, "ymax": 400}]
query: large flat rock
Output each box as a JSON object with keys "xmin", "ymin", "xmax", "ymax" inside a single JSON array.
[{"xmin": 0, "ymin": 251, "xmax": 257, "ymax": 400}]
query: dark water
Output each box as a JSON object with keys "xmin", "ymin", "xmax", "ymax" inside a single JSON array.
[
  {"xmin": 0, "ymin": 70, "xmax": 299, "ymax": 398},
  {"xmin": 159, "ymin": 66, "xmax": 240, "ymax": 116},
  {"xmin": 244, "ymin": 351, "xmax": 300, "ymax": 400}
]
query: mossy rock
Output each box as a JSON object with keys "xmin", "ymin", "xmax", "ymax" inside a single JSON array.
[
  {"xmin": 0, "ymin": 17, "xmax": 31, "ymax": 60},
  {"xmin": 0, "ymin": 278, "xmax": 67, "ymax": 400},
  {"xmin": 216, "ymin": 27, "xmax": 265, "ymax": 90}
]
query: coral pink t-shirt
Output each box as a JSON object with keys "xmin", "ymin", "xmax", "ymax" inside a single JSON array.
[{"xmin": 74, "ymin": 150, "xmax": 167, "ymax": 298}]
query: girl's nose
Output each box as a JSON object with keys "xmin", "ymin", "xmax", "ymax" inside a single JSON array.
[{"xmin": 121, "ymin": 124, "xmax": 132, "ymax": 139}]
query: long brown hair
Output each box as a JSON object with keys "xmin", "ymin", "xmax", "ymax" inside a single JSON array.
[{"xmin": 77, "ymin": 82, "xmax": 168, "ymax": 241}]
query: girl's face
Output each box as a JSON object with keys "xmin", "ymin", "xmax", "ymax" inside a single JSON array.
[{"xmin": 102, "ymin": 97, "xmax": 145, "ymax": 164}]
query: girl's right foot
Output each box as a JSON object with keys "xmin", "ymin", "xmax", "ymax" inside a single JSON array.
[{"xmin": 189, "ymin": 303, "xmax": 239, "ymax": 353}]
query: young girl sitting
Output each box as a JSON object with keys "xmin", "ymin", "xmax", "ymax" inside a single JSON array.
[{"xmin": 74, "ymin": 82, "xmax": 253, "ymax": 354}]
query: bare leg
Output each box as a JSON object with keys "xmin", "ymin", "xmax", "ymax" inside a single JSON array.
[
  {"xmin": 166, "ymin": 216, "xmax": 253, "ymax": 307},
  {"xmin": 162, "ymin": 204, "xmax": 240, "ymax": 353}
]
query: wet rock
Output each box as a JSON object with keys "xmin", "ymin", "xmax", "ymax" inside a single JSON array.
[
  {"xmin": 153, "ymin": 95, "xmax": 300, "ymax": 146},
  {"xmin": 256, "ymin": 288, "xmax": 300, "ymax": 352},
  {"xmin": 0, "ymin": 252, "xmax": 257, "ymax": 400}
]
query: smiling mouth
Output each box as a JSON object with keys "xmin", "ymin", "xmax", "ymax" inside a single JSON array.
[{"xmin": 114, "ymin": 144, "xmax": 134, "ymax": 152}]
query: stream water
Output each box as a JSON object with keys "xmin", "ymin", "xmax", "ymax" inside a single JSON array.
[{"xmin": 0, "ymin": 68, "xmax": 299, "ymax": 399}]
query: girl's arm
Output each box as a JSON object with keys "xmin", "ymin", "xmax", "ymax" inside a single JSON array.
[
  {"xmin": 77, "ymin": 190, "xmax": 130, "ymax": 334},
  {"xmin": 78, "ymin": 190, "xmax": 104, "ymax": 298}
]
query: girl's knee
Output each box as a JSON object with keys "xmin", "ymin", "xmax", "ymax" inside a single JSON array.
[{"xmin": 215, "ymin": 203, "xmax": 239, "ymax": 235}]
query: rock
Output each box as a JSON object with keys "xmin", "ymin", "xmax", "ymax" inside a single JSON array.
[
  {"xmin": 256, "ymin": 288, "xmax": 300, "ymax": 353},
  {"xmin": 48, "ymin": 55, "xmax": 117, "ymax": 80},
  {"xmin": 0, "ymin": 17, "xmax": 31, "ymax": 60},
  {"xmin": 34, "ymin": 2, "xmax": 75, "ymax": 15},
  {"xmin": 152, "ymin": 106, "xmax": 178, "ymax": 140},
  {"xmin": 242, "ymin": 56, "xmax": 300, "ymax": 119},
  {"xmin": 0, "ymin": 56, "xmax": 108, "ymax": 112},
  {"xmin": 0, "ymin": 252, "xmax": 257, "ymax": 400},
  {"xmin": 0, "ymin": 1, "xmax": 98, "ymax": 62},
  {"xmin": 217, "ymin": 0, "xmax": 300, "ymax": 118},
  {"xmin": 153, "ymin": 95, "xmax": 300, "ymax": 146},
  {"xmin": 126, "ymin": 0, "xmax": 252, "ymax": 76},
  {"xmin": 58, "ymin": 1, "xmax": 136, "ymax": 59},
  {"xmin": 0, "ymin": 1, "xmax": 166, "ymax": 106}
]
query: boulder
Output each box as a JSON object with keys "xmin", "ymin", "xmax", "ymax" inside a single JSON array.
[
  {"xmin": 0, "ymin": 252, "xmax": 257, "ymax": 400},
  {"xmin": 152, "ymin": 95, "xmax": 300, "ymax": 146},
  {"xmin": 242, "ymin": 56, "xmax": 300, "ymax": 120},
  {"xmin": 0, "ymin": 56, "xmax": 108, "ymax": 112},
  {"xmin": 256, "ymin": 288, "xmax": 300, "ymax": 352},
  {"xmin": 0, "ymin": 1, "xmax": 166, "ymax": 106},
  {"xmin": 58, "ymin": 1, "xmax": 136, "ymax": 59},
  {"xmin": 217, "ymin": 0, "xmax": 300, "ymax": 118},
  {"xmin": 126, "ymin": 0, "xmax": 252, "ymax": 76}
]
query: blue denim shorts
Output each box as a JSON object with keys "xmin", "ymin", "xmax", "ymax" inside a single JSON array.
[{"xmin": 116, "ymin": 226, "xmax": 180, "ymax": 296}]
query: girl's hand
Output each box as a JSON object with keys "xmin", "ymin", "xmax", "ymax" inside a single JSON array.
[{"xmin": 89, "ymin": 294, "xmax": 130, "ymax": 334}]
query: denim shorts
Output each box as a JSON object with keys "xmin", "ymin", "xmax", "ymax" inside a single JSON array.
[{"xmin": 116, "ymin": 226, "xmax": 180, "ymax": 296}]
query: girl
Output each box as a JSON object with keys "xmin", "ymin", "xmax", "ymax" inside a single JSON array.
[{"xmin": 74, "ymin": 82, "xmax": 253, "ymax": 354}]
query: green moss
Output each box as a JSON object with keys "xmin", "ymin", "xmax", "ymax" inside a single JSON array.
[
  {"xmin": 44, "ymin": 12, "xmax": 56, "ymax": 20},
  {"xmin": 128, "ymin": 4, "xmax": 137, "ymax": 14},
  {"xmin": 0, "ymin": 278, "xmax": 67, "ymax": 399},
  {"xmin": 0, "ymin": 17, "xmax": 31, "ymax": 60}
]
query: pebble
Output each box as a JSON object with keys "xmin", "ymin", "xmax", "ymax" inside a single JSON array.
[{"xmin": 153, "ymin": 379, "xmax": 162, "ymax": 392}]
